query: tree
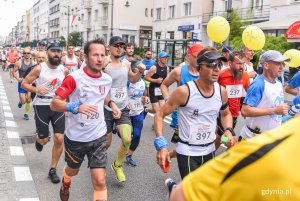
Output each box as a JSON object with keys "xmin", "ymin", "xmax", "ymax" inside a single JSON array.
[
  {"xmin": 58, "ymin": 36, "xmax": 67, "ymax": 49},
  {"xmin": 68, "ymin": 32, "xmax": 83, "ymax": 47},
  {"xmin": 228, "ymin": 9, "xmax": 245, "ymax": 40}
]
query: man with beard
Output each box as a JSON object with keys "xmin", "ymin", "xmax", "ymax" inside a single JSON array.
[
  {"xmin": 217, "ymin": 51, "xmax": 250, "ymax": 148},
  {"xmin": 51, "ymin": 38, "xmax": 121, "ymax": 201},
  {"xmin": 22, "ymin": 42, "xmax": 69, "ymax": 184},
  {"xmin": 142, "ymin": 50, "xmax": 156, "ymax": 97},
  {"xmin": 12, "ymin": 47, "xmax": 34, "ymax": 120},
  {"xmin": 105, "ymin": 36, "xmax": 145, "ymax": 183},
  {"xmin": 154, "ymin": 51, "xmax": 236, "ymax": 179}
]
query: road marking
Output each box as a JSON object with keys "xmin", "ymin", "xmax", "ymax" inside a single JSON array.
[
  {"xmin": 1, "ymin": 100, "xmax": 9, "ymax": 105},
  {"xmin": 148, "ymin": 113, "xmax": 171, "ymax": 124},
  {"xmin": 5, "ymin": 120, "xmax": 17, "ymax": 127},
  {"xmin": 4, "ymin": 111, "xmax": 13, "ymax": 118},
  {"xmin": 10, "ymin": 146, "xmax": 25, "ymax": 156},
  {"xmin": 3, "ymin": 105, "xmax": 11, "ymax": 111},
  {"xmin": 7, "ymin": 131, "xmax": 20, "ymax": 139},
  {"xmin": 14, "ymin": 167, "xmax": 33, "ymax": 181},
  {"xmin": 0, "ymin": 95, "xmax": 7, "ymax": 100},
  {"xmin": 0, "ymin": 92, "xmax": 6, "ymax": 95},
  {"xmin": 19, "ymin": 198, "xmax": 40, "ymax": 201}
]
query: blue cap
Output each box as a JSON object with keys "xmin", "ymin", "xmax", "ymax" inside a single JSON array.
[
  {"xmin": 222, "ymin": 46, "xmax": 234, "ymax": 53},
  {"xmin": 47, "ymin": 42, "xmax": 62, "ymax": 51},
  {"xmin": 39, "ymin": 41, "xmax": 47, "ymax": 46},
  {"xmin": 158, "ymin": 51, "xmax": 169, "ymax": 58}
]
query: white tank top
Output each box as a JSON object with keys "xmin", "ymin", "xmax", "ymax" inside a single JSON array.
[
  {"xmin": 66, "ymin": 68, "xmax": 112, "ymax": 142},
  {"xmin": 65, "ymin": 55, "xmax": 78, "ymax": 73},
  {"xmin": 177, "ymin": 81, "xmax": 222, "ymax": 156},
  {"xmin": 34, "ymin": 62, "xmax": 65, "ymax": 105}
]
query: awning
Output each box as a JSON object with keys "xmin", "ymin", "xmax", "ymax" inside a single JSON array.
[{"xmin": 250, "ymin": 17, "xmax": 300, "ymax": 30}]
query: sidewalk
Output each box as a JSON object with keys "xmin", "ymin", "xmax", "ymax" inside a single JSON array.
[{"xmin": 0, "ymin": 76, "xmax": 39, "ymax": 201}]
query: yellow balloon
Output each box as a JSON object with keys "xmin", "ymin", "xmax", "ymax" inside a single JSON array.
[
  {"xmin": 284, "ymin": 49, "xmax": 300, "ymax": 68},
  {"xmin": 207, "ymin": 16, "xmax": 230, "ymax": 43},
  {"xmin": 242, "ymin": 26, "xmax": 265, "ymax": 50}
]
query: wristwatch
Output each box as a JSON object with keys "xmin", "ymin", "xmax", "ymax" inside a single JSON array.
[{"xmin": 225, "ymin": 127, "xmax": 236, "ymax": 136}]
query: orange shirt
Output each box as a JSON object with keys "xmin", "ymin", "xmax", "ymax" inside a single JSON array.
[
  {"xmin": 6, "ymin": 51, "xmax": 19, "ymax": 63},
  {"xmin": 218, "ymin": 68, "xmax": 250, "ymax": 116}
]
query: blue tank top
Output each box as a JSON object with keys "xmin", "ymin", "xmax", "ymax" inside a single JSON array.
[{"xmin": 180, "ymin": 64, "xmax": 198, "ymax": 86}]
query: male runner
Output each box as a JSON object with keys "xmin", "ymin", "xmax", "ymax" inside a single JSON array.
[
  {"xmin": 51, "ymin": 38, "xmax": 121, "ymax": 201},
  {"xmin": 22, "ymin": 42, "xmax": 68, "ymax": 183},
  {"xmin": 61, "ymin": 44, "xmax": 81, "ymax": 73},
  {"xmin": 12, "ymin": 47, "xmax": 33, "ymax": 120},
  {"xmin": 105, "ymin": 36, "xmax": 145, "ymax": 182},
  {"xmin": 154, "ymin": 51, "xmax": 236, "ymax": 179}
]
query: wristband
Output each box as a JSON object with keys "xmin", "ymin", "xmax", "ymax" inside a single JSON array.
[
  {"xmin": 225, "ymin": 127, "xmax": 236, "ymax": 136},
  {"xmin": 66, "ymin": 101, "xmax": 82, "ymax": 114},
  {"xmin": 154, "ymin": 136, "xmax": 168, "ymax": 151}
]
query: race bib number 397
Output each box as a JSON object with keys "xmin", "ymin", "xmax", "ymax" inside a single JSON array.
[{"xmin": 189, "ymin": 124, "xmax": 215, "ymax": 145}]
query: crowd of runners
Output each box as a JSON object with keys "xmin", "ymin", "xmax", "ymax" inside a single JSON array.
[{"xmin": 0, "ymin": 35, "xmax": 299, "ymax": 201}]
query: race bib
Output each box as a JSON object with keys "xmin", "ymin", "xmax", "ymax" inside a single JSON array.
[
  {"xmin": 154, "ymin": 87, "xmax": 162, "ymax": 96},
  {"xmin": 189, "ymin": 124, "xmax": 215, "ymax": 145},
  {"xmin": 226, "ymin": 84, "xmax": 243, "ymax": 98},
  {"xmin": 111, "ymin": 87, "xmax": 127, "ymax": 102},
  {"xmin": 79, "ymin": 106, "xmax": 103, "ymax": 124},
  {"xmin": 129, "ymin": 99, "xmax": 143, "ymax": 111}
]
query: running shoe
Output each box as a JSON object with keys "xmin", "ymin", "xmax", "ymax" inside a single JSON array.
[
  {"xmin": 111, "ymin": 162, "xmax": 126, "ymax": 182},
  {"xmin": 165, "ymin": 178, "xmax": 177, "ymax": 199},
  {"xmin": 18, "ymin": 102, "xmax": 22, "ymax": 108},
  {"xmin": 23, "ymin": 114, "xmax": 29, "ymax": 120},
  {"xmin": 60, "ymin": 177, "xmax": 71, "ymax": 201},
  {"xmin": 126, "ymin": 155, "xmax": 137, "ymax": 167},
  {"xmin": 49, "ymin": 168, "xmax": 60, "ymax": 184},
  {"xmin": 35, "ymin": 141, "xmax": 43, "ymax": 152}
]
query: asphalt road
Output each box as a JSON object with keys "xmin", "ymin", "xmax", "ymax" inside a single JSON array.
[{"xmin": 0, "ymin": 69, "xmax": 254, "ymax": 201}]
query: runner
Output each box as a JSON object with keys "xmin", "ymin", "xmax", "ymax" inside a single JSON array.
[
  {"xmin": 285, "ymin": 68, "xmax": 300, "ymax": 95},
  {"xmin": 121, "ymin": 42, "xmax": 134, "ymax": 63},
  {"xmin": 141, "ymin": 50, "xmax": 156, "ymax": 97},
  {"xmin": 217, "ymin": 50, "xmax": 250, "ymax": 148},
  {"xmin": 160, "ymin": 44, "xmax": 204, "ymax": 155},
  {"xmin": 6, "ymin": 45, "xmax": 19, "ymax": 82},
  {"xmin": 50, "ymin": 38, "xmax": 121, "ymax": 201},
  {"xmin": 61, "ymin": 44, "xmax": 81, "ymax": 73},
  {"xmin": 241, "ymin": 45, "xmax": 256, "ymax": 82},
  {"xmin": 220, "ymin": 45, "xmax": 233, "ymax": 70},
  {"xmin": 154, "ymin": 50, "xmax": 236, "ymax": 179},
  {"xmin": 240, "ymin": 50, "xmax": 289, "ymax": 140},
  {"xmin": 168, "ymin": 118, "xmax": 300, "ymax": 201},
  {"xmin": 144, "ymin": 51, "xmax": 169, "ymax": 121},
  {"xmin": 126, "ymin": 56, "xmax": 150, "ymax": 166},
  {"xmin": 104, "ymin": 36, "xmax": 145, "ymax": 182},
  {"xmin": 22, "ymin": 42, "xmax": 68, "ymax": 184},
  {"xmin": 12, "ymin": 47, "xmax": 33, "ymax": 120}
]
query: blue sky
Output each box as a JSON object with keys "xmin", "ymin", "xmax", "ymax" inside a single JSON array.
[{"xmin": 0, "ymin": 0, "xmax": 37, "ymax": 36}]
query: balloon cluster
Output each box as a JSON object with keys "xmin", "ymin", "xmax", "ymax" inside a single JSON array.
[{"xmin": 206, "ymin": 16, "xmax": 300, "ymax": 68}]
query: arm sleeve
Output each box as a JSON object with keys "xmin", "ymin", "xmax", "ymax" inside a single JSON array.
[
  {"xmin": 288, "ymin": 71, "xmax": 300, "ymax": 89},
  {"xmin": 55, "ymin": 76, "xmax": 76, "ymax": 99},
  {"xmin": 243, "ymin": 76, "xmax": 264, "ymax": 107}
]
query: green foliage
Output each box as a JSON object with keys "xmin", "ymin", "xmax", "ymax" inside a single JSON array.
[
  {"xmin": 134, "ymin": 47, "xmax": 146, "ymax": 57},
  {"xmin": 228, "ymin": 10, "xmax": 245, "ymax": 40},
  {"xmin": 21, "ymin": 40, "xmax": 39, "ymax": 48},
  {"xmin": 68, "ymin": 32, "xmax": 83, "ymax": 47},
  {"xmin": 58, "ymin": 36, "xmax": 67, "ymax": 48}
]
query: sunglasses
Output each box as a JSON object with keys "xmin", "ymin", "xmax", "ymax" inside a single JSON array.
[
  {"xmin": 113, "ymin": 43, "xmax": 124, "ymax": 48},
  {"xmin": 38, "ymin": 57, "xmax": 45, "ymax": 59},
  {"xmin": 199, "ymin": 62, "xmax": 222, "ymax": 69},
  {"xmin": 23, "ymin": 52, "xmax": 31, "ymax": 54}
]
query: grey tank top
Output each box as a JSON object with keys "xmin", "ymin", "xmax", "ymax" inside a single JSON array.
[
  {"xmin": 104, "ymin": 63, "xmax": 129, "ymax": 110},
  {"xmin": 19, "ymin": 59, "xmax": 33, "ymax": 78}
]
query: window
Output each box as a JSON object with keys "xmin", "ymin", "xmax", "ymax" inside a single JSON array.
[
  {"xmin": 151, "ymin": 9, "xmax": 153, "ymax": 17},
  {"xmin": 169, "ymin": 5, "xmax": 175, "ymax": 19},
  {"xmin": 95, "ymin": 9, "xmax": 98, "ymax": 21},
  {"xmin": 145, "ymin": 8, "xmax": 148, "ymax": 17},
  {"xmin": 155, "ymin": 32, "xmax": 161, "ymax": 39},
  {"xmin": 130, "ymin": 36, "xmax": 135, "ymax": 44},
  {"xmin": 156, "ymin": 8, "xmax": 161, "ymax": 20},
  {"xmin": 168, "ymin": 31, "xmax": 174, "ymax": 39},
  {"xmin": 184, "ymin": 2, "xmax": 191, "ymax": 16},
  {"xmin": 81, "ymin": 14, "xmax": 84, "ymax": 21},
  {"xmin": 122, "ymin": 34, "xmax": 129, "ymax": 43},
  {"xmin": 103, "ymin": 7, "xmax": 108, "ymax": 18}
]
